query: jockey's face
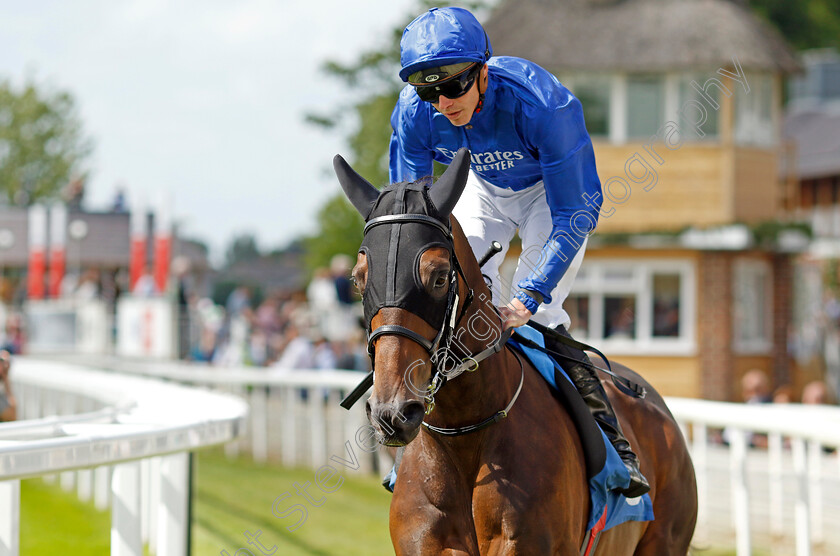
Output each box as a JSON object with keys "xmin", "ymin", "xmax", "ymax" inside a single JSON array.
[{"xmin": 432, "ymin": 65, "xmax": 488, "ymax": 127}]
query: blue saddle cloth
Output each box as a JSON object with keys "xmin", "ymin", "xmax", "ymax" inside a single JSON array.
[{"xmin": 508, "ymin": 325, "xmax": 654, "ymax": 531}]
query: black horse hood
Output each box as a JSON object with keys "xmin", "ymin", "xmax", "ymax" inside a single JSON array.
[{"xmin": 360, "ymin": 181, "xmax": 452, "ymax": 330}]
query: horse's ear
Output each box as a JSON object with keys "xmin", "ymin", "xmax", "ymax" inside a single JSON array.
[
  {"xmin": 430, "ymin": 148, "xmax": 470, "ymax": 217},
  {"xmin": 333, "ymin": 154, "xmax": 379, "ymax": 216}
]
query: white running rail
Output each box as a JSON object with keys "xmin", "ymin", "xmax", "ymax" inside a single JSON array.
[
  {"xmin": 667, "ymin": 397, "xmax": 840, "ymax": 556},
  {"xmin": 0, "ymin": 358, "xmax": 248, "ymax": 556},
  {"xmin": 70, "ymin": 356, "xmax": 382, "ymax": 474}
]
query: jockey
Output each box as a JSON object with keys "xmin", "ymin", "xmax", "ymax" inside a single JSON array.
[{"xmin": 389, "ymin": 6, "xmax": 649, "ymax": 497}]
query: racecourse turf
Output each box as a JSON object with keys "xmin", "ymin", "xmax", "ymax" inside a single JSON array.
[
  {"xmin": 20, "ymin": 476, "xmax": 111, "ymax": 555},
  {"xmin": 192, "ymin": 448, "xmax": 393, "ymax": 556}
]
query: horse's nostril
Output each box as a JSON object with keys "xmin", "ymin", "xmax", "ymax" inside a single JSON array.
[{"xmin": 399, "ymin": 401, "xmax": 426, "ymax": 427}]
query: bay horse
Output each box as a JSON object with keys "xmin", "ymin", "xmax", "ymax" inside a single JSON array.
[{"xmin": 334, "ymin": 148, "xmax": 697, "ymax": 555}]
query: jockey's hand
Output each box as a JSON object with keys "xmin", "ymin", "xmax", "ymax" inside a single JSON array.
[{"xmin": 498, "ymin": 298, "xmax": 533, "ymax": 330}]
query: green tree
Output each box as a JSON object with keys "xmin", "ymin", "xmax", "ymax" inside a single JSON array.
[
  {"xmin": 751, "ymin": 0, "xmax": 840, "ymax": 50},
  {"xmin": 0, "ymin": 78, "xmax": 93, "ymax": 205},
  {"xmin": 303, "ymin": 193, "xmax": 364, "ymax": 272},
  {"xmin": 306, "ymin": 24, "xmax": 405, "ymax": 187},
  {"xmin": 300, "ymin": 10, "xmax": 406, "ymax": 273},
  {"xmin": 311, "ymin": 1, "xmax": 488, "ymax": 180}
]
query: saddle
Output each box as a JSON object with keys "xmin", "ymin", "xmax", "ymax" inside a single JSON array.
[{"xmin": 508, "ymin": 323, "xmax": 645, "ymax": 479}]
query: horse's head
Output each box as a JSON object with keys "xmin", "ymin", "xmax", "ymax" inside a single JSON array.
[{"xmin": 334, "ymin": 149, "xmax": 471, "ymax": 446}]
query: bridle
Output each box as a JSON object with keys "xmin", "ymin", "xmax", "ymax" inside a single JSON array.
[{"xmin": 362, "ymin": 212, "xmax": 523, "ymax": 435}]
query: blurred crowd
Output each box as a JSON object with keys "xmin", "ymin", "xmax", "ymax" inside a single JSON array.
[
  {"xmin": 183, "ymin": 254, "xmax": 369, "ymax": 372},
  {"xmin": 740, "ymin": 368, "xmax": 834, "ymax": 408},
  {"xmin": 718, "ymin": 368, "xmax": 837, "ymax": 449},
  {"xmin": 0, "ymin": 350, "xmax": 15, "ymax": 423}
]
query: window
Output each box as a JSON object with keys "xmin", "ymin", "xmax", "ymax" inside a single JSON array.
[
  {"xmin": 566, "ymin": 259, "xmax": 696, "ymax": 354},
  {"xmin": 733, "ymin": 259, "xmax": 772, "ymax": 353},
  {"xmin": 626, "ymin": 75, "xmax": 665, "ymax": 139},
  {"xmin": 565, "ymin": 295, "xmax": 590, "ymax": 339},
  {"xmin": 652, "ymin": 274, "xmax": 681, "ymax": 337},
  {"xmin": 604, "ymin": 295, "xmax": 636, "ymax": 339},
  {"xmin": 678, "ymin": 74, "xmax": 719, "ymax": 139},
  {"xmin": 734, "ymin": 73, "xmax": 775, "ymax": 146},
  {"xmin": 573, "ymin": 76, "xmax": 611, "ymax": 137}
]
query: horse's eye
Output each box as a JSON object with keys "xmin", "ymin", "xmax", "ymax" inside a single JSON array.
[
  {"xmin": 351, "ymin": 275, "xmax": 365, "ymax": 297},
  {"xmin": 434, "ymin": 275, "xmax": 448, "ymax": 289}
]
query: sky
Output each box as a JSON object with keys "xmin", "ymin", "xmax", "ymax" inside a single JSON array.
[{"xmin": 0, "ymin": 0, "xmax": 417, "ymax": 260}]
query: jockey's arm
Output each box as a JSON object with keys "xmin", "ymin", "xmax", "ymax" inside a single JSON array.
[
  {"xmin": 389, "ymin": 89, "xmax": 435, "ymax": 183},
  {"xmin": 509, "ymin": 97, "xmax": 603, "ymax": 326}
]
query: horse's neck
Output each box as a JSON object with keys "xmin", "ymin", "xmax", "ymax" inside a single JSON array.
[
  {"xmin": 423, "ymin": 218, "xmax": 522, "ymax": 432},
  {"xmin": 423, "ymin": 283, "xmax": 518, "ymax": 432}
]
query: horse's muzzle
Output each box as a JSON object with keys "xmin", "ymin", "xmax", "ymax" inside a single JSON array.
[{"xmin": 366, "ymin": 399, "xmax": 426, "ymax": 447}]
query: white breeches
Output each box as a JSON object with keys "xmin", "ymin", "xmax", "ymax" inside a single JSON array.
[{"xmin": 452, "ymin": 170, "xmax": 587, "ymax": 329}]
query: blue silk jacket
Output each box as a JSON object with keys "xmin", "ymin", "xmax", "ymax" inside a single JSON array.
[{"xmin": 389, "ymin": 55, "xmax": 603, "ymax": 305}]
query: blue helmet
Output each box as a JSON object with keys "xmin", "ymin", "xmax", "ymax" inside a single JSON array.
[{"xmin": 399, "ymin": 7, "xmax": 493, "ymax": 83}]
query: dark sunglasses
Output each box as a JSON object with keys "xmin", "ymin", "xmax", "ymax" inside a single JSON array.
[{"xmin": 412, "ymin": 64, "xmax": 480, "ymax": 103}]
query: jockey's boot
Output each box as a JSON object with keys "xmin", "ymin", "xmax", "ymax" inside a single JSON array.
[{"xmin": 544, "ymin": 326, "xmax": 650, "ymax": 498}]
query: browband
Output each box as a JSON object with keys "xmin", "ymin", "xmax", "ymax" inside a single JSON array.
[{"xmin": 364, "ymin": 214, "xmax": 451, "ymax": 238}]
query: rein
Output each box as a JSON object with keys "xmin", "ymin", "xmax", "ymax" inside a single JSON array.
[{"xmin": 422, "ymin": 349, "xmax": 524, "ymax": 436}]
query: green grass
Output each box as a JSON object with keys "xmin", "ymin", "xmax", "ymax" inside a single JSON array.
[
  {"xmin": 193, "ymin": 449, "xmax": 393, "ymax": 556},
  {"xmin": 21, "ymin": 477, "xmax": 111, "ymax": 555}
]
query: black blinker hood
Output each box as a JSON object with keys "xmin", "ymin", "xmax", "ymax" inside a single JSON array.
[{"xmin": 361, "ymin": 181, "xmax": 453, "ymax": 331}]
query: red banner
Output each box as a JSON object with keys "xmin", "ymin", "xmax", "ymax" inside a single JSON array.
[
  {"xmin": 129, "ymin": 237, "xmax": 146, "ymax": 291},
  {"xmin": 27, "ymin": 249, "xmax": 46, "ymax": 299},
  {"xmin": 27, "ymin": 205, "xmax": 48, "ymax": 300},
  {"xmin": 47, "ymin": 248, "xmax": 66, "ymax": 298},
  {"xmin": 153, "ymin": 235, "xmax": 171, "ymax": 293}
]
